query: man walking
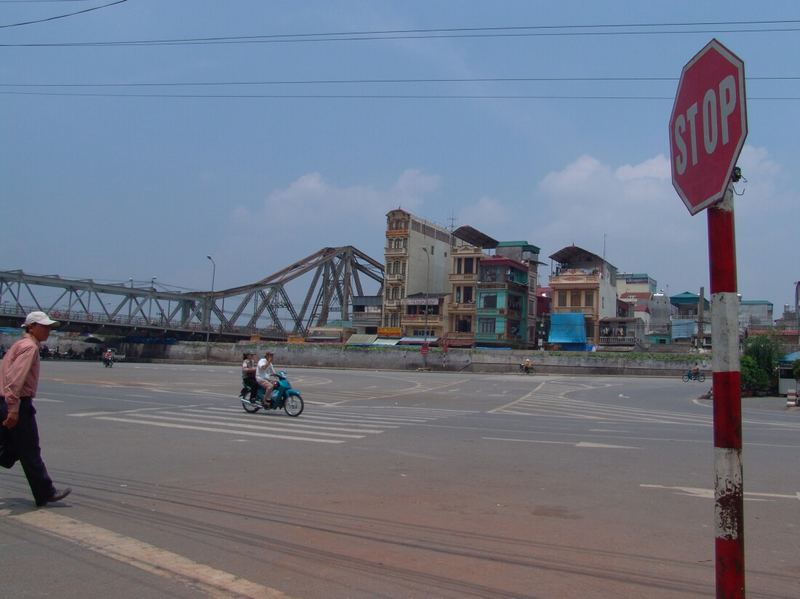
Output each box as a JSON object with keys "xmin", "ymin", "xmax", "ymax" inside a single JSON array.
[{"xmin": 1, "ymin": 311, "xmax": 71, "ymax": 507}]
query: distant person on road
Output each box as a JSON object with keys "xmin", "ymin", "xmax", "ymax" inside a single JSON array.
[
  {"xmin": 691, "ymin": 362, "xmax": 701, "ymax": 380},
  {"xmin": 0, "ymin": 311, "xmax": 71, "ymax": 507},
  {"xmin": 255, "ymin": 351, "xmax": 277, "ymax": 396}
]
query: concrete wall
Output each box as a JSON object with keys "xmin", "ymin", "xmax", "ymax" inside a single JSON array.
[
  {"xmin": 175, "ymin": 341, "xmax": 709, "ymax": 376},
  {"xmin": 0, "ymin": 331, "xmax": 710, "ymax": 376}
]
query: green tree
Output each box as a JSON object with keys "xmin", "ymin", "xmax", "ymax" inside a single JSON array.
[{"xmin": 742, "ymin": 333, "xmax": 783, "ymax": 393}]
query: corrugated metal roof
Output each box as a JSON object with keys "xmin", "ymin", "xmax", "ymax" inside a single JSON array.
[{"xmin": 345, "ymin": 334, "xmax": 378, "ymax": 346}]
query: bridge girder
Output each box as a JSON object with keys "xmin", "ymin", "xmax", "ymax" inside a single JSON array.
[{"xmin": 0, "ymin": 246, "xmax": 384, "ymax": 341}]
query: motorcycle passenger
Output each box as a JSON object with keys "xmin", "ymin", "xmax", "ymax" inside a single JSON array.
[
  {"xmin": 255, "ymin": 351, "xmax": 277, "ymax": 400},
  {"xmin": 241, "ymin": 353, "xmax": 258, "ymax": 400}
]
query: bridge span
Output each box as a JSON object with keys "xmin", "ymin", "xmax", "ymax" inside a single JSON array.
[{"xmin": 0, "ymin": 246, "xmax": 384, "ymax": 342}]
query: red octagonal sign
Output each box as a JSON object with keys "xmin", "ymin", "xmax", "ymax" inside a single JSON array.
[{"xmin": 669, "ymin": 39, "xmax": 747, "ymax": 215}]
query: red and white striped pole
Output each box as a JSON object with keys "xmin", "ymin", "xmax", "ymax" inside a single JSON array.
[{"xmin": 707, "ymin": 185, "xmax": 745, "ymax": 598}]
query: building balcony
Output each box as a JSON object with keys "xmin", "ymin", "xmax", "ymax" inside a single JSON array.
[
  {"xmin": 385, "ymin": 273, "xmax": 405, "ymax": 281},
  {"xmin": 383, "ymin": 300, "xmax": 401, "ymax": 310},
  {"xmin": 552, "ymin": 306, "xmax": 596, "ymax": 316},
  {"xmin": 550, "ymin": 270, "xmax": 601, "ymax": 286},
  {"xmin": 386, "ymin": 229, "xmax": 409, "ymax": 238},
  {"xmin": 384, "ymin": 247, "xmax": 407, "ymax": 257},
  {"xmin": 402, "ymin": 313, "xmax": 443, "ymax": 324},
  {"xmin": 600, "ymin": 335, "xmax": 637, "ymax": 346},
  {"xmin": 447, "ymin": 301, "xmax": 476, "ymax": 313},
  {"xmin": 450, "ymin": 273, "xmax": 478, "ymax": 283}
]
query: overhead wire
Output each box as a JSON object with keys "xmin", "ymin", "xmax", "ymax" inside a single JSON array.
[
  {"xmin": 0, "ymin": 17, "xmax": 799, "ymax": 46},
  {"xmin": 0, "ymin": 0, "xmax": 126, "ymax": 29}
]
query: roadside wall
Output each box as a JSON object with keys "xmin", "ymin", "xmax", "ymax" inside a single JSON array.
[{"xmin": 162, "ymin": 341, "xmax": 709, "ymax": 376}]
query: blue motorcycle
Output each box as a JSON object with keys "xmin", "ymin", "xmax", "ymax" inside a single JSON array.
[{"xmin": 239, "ymin": 371, "xmax": 304, "ymax": 417}]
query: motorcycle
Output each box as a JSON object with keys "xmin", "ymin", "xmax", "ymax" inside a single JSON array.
[
  {"xmin": 239, "ymin": 371, "xmax": 304, "ymax": 417},
  {"xmin": 103, "ymin": 356, "xmax": 114, "ymax": 368},
  {"xmin": 519, "ymin": 362, "xmax": 534, "ymax": 374},
  {"xmin": 682, "ymin": 370, "xmax": 705, "ymax": 382}
]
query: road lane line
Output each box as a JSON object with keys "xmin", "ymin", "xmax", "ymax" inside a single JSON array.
[
  {"xmin": 9, "ymin": 510, "xmax": 292, "ymax": 599},
  {"xmin": 482, "ymin": 437, "xmax": 637, "ymax": 449}
]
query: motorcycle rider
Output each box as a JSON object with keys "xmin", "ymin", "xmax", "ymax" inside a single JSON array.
[
  {"xmin": 690, "ymin": 362, "xmax": 701, "ymax": 380},
  {"xmin": 255, "ymin": 351, "xmax": 277, "ymax": 401},
  {"xmin": 102, "ymin": 349, "xmax": 114, "ymax": 367}
]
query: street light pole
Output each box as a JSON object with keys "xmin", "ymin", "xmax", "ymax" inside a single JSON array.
[
  {"xmin": 206, "ymin": 255, "xmax": 216, "ymax": 359},
  {"xmin": 148, "ymin": 277, "xmax": 157, "ymax": 323}
]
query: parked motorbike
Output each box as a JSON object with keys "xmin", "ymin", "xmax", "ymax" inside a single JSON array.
[
  {"xmin": 239, "ymin": 371, "xmax": 304, "ymax": 417},
  {"xmin": 682, "ymin": 370, "xmax": 705, "ymax": 382}
]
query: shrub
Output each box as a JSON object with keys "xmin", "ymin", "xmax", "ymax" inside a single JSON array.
[{"xmin": 740, "ymin": 355, "xmax": 769, "ymax": 395}]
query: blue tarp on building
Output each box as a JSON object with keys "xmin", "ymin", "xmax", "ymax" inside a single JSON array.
[{"xmin": 548, "ymin": 313, "xmax": 587, "ymax": 348}]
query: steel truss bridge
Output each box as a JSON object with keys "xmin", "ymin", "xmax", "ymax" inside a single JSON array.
[{"xmin": 0, "ymin": 246, "xmax": 384, "ymax": 342}]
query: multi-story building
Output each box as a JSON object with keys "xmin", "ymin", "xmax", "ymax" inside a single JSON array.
[
  {"xmin": 444, "ymin": 227, "xmax": 541, "ymax": 348},
  {"xmin": 495, "ymin": 241, "xmax": 541, "ymax": 343},
  {"xmin": 617, "ymin": 272, "xmax": 656, "ymax": 332},
  {"xmin": 547, "ymin": 245, "xmax": 618, "ymax": 347},
  {"xmin": 475, "ymin": 256, "xmax": 530, "ymax": 347},
  {"xmin": 381, "ymin": 209, "xmax": 452, "ymax": 340}
]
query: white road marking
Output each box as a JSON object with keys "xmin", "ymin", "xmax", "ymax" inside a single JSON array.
[
  {"xmin": 641, "ymin": 484, "xmax": 800, "ymax": 502},
  {"xmin": 7, "ymin": 510, "xmax": 292, "ymax": 599},
  {"xmin": 482, "ymin": 437, "xmax": 637, "ymax": 449},
  {"xmin": 30, "ymin": 397, "xmax": 63, "ymax": 403},
  {"xmin": 94, "ymin": 416, "xmax": 345, "ymax": 443}
]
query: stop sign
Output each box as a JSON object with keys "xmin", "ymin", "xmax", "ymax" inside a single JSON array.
[{"xmin": 669, "ymin": 39, "xmax": 747, "ymax": 215}]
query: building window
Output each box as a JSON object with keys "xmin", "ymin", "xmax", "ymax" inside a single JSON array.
[
  {"xmin": 479, "ymin": 318, "xmax": 495, "ymax": 334},
  {"xmin": 463, "ymin": 286, "xmax": 474, "ymax": 303},
  {"xmin": 455, "ymin": 287, "xmax": 462, "ymax": 303},
  {"xmin": 558, "ymin": 291, "xmax": 567, "ymax": 307},
  {"xmin": 570, "ymin": 290, "xmax": 581, "ymax": 307},
  {"xmin": 464, "ymin": 257, "xmax": 474, "ymax": 274},
  {"xmin": 483, "ymin": 294, "xmax": 497, "ymax": 309},
  {"xmin": 584, "ymin": 290, "xmax": 594, "ymax": 307}
]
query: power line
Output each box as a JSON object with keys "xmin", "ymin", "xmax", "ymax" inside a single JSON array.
[
  {"xmin": 1, "ymin": 90, "xmax": 797, "ymax": 100},
  {"xmin": 0, "ymin": 0, "xmax": 126, "ymax": 29},
  {"xmin": 1, "ymin": 18, "xmax": 799, "ymax": 46},
  {"xmin": 0, "ymin": 75, "xmax": 797, "ymax": 87}
]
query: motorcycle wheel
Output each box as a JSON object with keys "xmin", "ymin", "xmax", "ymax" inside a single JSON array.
[
  {"xmin": 681, "ymin": 373, "xmax": 690, "ymax": 382},
  {"xmin": 697, "ymin": 373, "xmax": 706, "ymax": 382},
  {"xmin": 284, "ymin": 394, "xmax": 304, "ymax": 417},
  {"xmin": 240, "ymin": 391, "xmax": 261, "ymax": 413}
]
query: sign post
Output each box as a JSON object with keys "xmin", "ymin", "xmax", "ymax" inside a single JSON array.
[{"xmin": 669, "ymin": 38, "xmax": 747, "ymax": 599}]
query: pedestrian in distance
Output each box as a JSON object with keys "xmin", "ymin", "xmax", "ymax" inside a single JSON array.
[{"xmin": 0, "ymin": 311, "xmax": 71, "ymax": 507}]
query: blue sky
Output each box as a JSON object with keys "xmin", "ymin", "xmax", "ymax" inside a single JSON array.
[{"xmin": 1, "ymin": 1, "xmax": 798, "ymax": 312}]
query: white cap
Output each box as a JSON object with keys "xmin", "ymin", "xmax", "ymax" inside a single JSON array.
[{"xmin": 23, "ymin": 311, "xmax": 60, "ymax": 328}]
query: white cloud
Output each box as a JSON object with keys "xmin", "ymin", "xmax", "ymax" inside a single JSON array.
[
  {"xmin": 458, "ymin": 196, "xmax": 509, "ymax": 231},
  {"xmin": 224, "ymin": 169, "xmax": 441, "ymax": 282},
  {"xmin": 530, "ymin": 147, "xmax": 792, "ymax": 307}
]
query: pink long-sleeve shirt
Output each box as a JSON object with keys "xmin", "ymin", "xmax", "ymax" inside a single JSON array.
[{"xmin": 0, "ymin": 333, "xmax": 41, "ymax": 414}]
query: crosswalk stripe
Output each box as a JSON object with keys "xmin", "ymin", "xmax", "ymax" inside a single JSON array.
[
  {"xmin": 154, "ymin": 410, "xmax": 385, "ymax": 434},
  {"xmin": 128, "ymin": 413, "xmax": 367, "ymax": 439},
  {"xmin": 94, "ymin": 417, "xmax": 346, "ymax": 443}
]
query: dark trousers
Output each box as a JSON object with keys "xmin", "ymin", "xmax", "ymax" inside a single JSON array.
[{"xmin": 0, "ymin": 398, "xmax": 56, "ymax": 506}]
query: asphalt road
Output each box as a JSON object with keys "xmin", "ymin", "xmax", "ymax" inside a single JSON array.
[{"xmin": 2, "ymin": 362, "xmax": 798, "ymax": 598}]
